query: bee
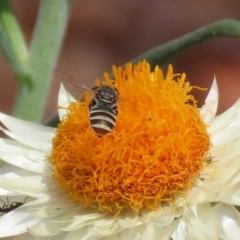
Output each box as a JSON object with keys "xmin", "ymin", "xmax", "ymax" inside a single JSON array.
[
  {"xmin": 55, "ymin": 70, "xmax": 120, "ymax": 136},
  {"xmin": 89, "ymin": 85, "xmax": 119, "ymax": 137},
  {"xmin": 0, "ymin": 196, "xmax": 27, "ymax": 216}
]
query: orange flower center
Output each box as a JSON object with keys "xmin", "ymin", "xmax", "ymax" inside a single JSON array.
[{"xmin": 49, "ymin": 61, "xmax": 211, "ymax": 216}]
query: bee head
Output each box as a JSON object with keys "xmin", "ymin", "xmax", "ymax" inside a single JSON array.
[{"xmin": 94, "ymin": 85, "xmax": 119, "ymax": 103}]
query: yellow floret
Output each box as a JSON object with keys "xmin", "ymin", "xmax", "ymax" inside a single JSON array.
[{"xmin": 49, "ymin": 60, "xmax": 211, "ymax": 216}]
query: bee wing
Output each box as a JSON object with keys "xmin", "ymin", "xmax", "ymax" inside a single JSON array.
[{"xmin": 53, "ymin": 69, "xmax": 94, "ymax": 101}]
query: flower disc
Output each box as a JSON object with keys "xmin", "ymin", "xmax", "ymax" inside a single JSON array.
[{"xmin": 50, "ymin": 61, "xmax": 211, "ymax": 215}]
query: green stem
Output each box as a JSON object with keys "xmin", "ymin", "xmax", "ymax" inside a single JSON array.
[
  {"xmin": 46, "ymin": 19, "xmax": 240, "ymax": 126},
  {"xmin": 0, "ymin": 0, "xmax": 28, "ymax": 73},
  {"xmin": 12, "ymin": 0, "xmax": 72, "ymax": 122},
  {"xmin": 130, "ymin": 19, "xmax": 240, "ymax": 67}
]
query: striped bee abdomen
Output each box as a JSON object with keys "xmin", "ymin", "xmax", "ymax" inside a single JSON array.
[
  {"xmin": 89, "ymin": 85, "xmax": 119, "ymax": 137},
  {"xmin": 89, "ymin": 103, "xmax": 118, "ymax": 137}
]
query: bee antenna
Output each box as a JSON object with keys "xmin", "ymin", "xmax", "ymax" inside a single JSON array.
[{"xmin": 81, "ymin": 85, "xmax": 92, "ymax": 91}]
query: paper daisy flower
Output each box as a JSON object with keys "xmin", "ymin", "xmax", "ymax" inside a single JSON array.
[{"xmin": 1, "ymin": 61, "xmax": 240, "ymax": 240}]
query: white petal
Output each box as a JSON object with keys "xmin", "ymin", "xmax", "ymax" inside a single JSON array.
[
  {"xmin": 0, "ymin": 193, "xmax": 28, "ymax": 202},
  {"xmin": 5, "ymin": 232, "xmax": 63, "ymax": 240},
  {"xmin": 104, "ymin": 225, "xmax": 141, "ymax": 240},
  {"xmin": 171, "ymin": 218, "xmax": 188, "ymax": 240},
  {"xmin": 23, "ymin": 194, "xmax": 78, "ymax": 218},
  {"xmin": 0, "ymin": 112, "xmax": 55, "ymax": 142},
  {"xmin": 28, "ymin": 217, "xmax": 69, "ymax": 236},
  {"xmin": 118, "ymin": 218, "xmax": 142, "ymax": 228},
  {"xmin": 214, "ymin": 203, "xmax": 240, "ymax": 240},
  {"xmin": 0, "ymin": 186, "xmax": 13, "ymax": 195},
  {"xmin": 216, "ymin": 187, "xmax": 240, "ymax": 206},
  {"xmin": 0, "ymin": 138, "xmax": 46, "ymax": 161},
  {"xmin": 4, "ymin": 232, "xmax": 32, "ymax": 240},
  {"xmin": 105, "ymin": 221, "xmax": 175, "ymax": 240},
  {"xmin": 63, "ymin": 226, "xmax": 101, "ymax": 240},
  {"xmin": 90, "ymin": 220, "xmax": 122, "ymax": 236},
  {"xmin": 179, "ymin": 186, "xmax": 214, "ymax": 206},
  {"xmin": 141, "ymin": 222, "xmax": 175, "ymax": 240},
  {"xmin": 183, "ymin": 204, "xmax": 220, "ymax": 240},
  {"xmin": 0, "ymin": 210, "xmax": 39, "ymax": 237},
  {"xmin": 210, "ymin": 139, "xmax": 240, "ymax": 159},
  {"xmin": 24, "ymin": 194, "xmax": 104, "ymax": 230},
  {"xmin": 0, "ymin": 128, "xmax": 52, "ymax": 153},
  {"xmin": 63, "ymin": 213, "xmax": 106, "ymax": 231},
  {"xmin": 0, "ymin": 139, "xmax": 46, "ymax": 173},
  {"xmin": 199, "ymin": 156, "xmax": 240, "ymax": 192},
  {"xmin": 0, "ymin": 153, "xmax": 44, "ymax": 174},
  {"xmin": 0, "ymin": 175, "xmax": 46, "ymax": 198},
  {"xmin": 211, "ymin": 109, "xmax": 240, "ymax": 145},
  {"xmin": 152, "ymin": 215, "xmax": 175, "ymax": 227},
  {"xmin": 0, "ymin": 164, "xmax": 40, "ymax": 180},
  {"xmin": 208, "ymin": 99, "xmax": 240, "ymax": 135},
  {"xmin": 58, "ymin": 83, "xmax": 76, "ymax": 120},
  {"xmin": 28, "ymin": 206, "xmax": 104, "ymax": 236},
  {"xmin": 200, "ymin": 78, "xmax": 218, "ymax": 124}
]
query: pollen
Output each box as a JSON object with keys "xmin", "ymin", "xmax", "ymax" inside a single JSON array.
[{"xmin": 49, "ymin": 60, "xmax": 211, "ymax": 216}]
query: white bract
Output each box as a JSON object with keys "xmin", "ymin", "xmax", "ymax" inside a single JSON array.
[{"xmin": 1, "ymin": 79, "xmax": 240, "ymax": 240}]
